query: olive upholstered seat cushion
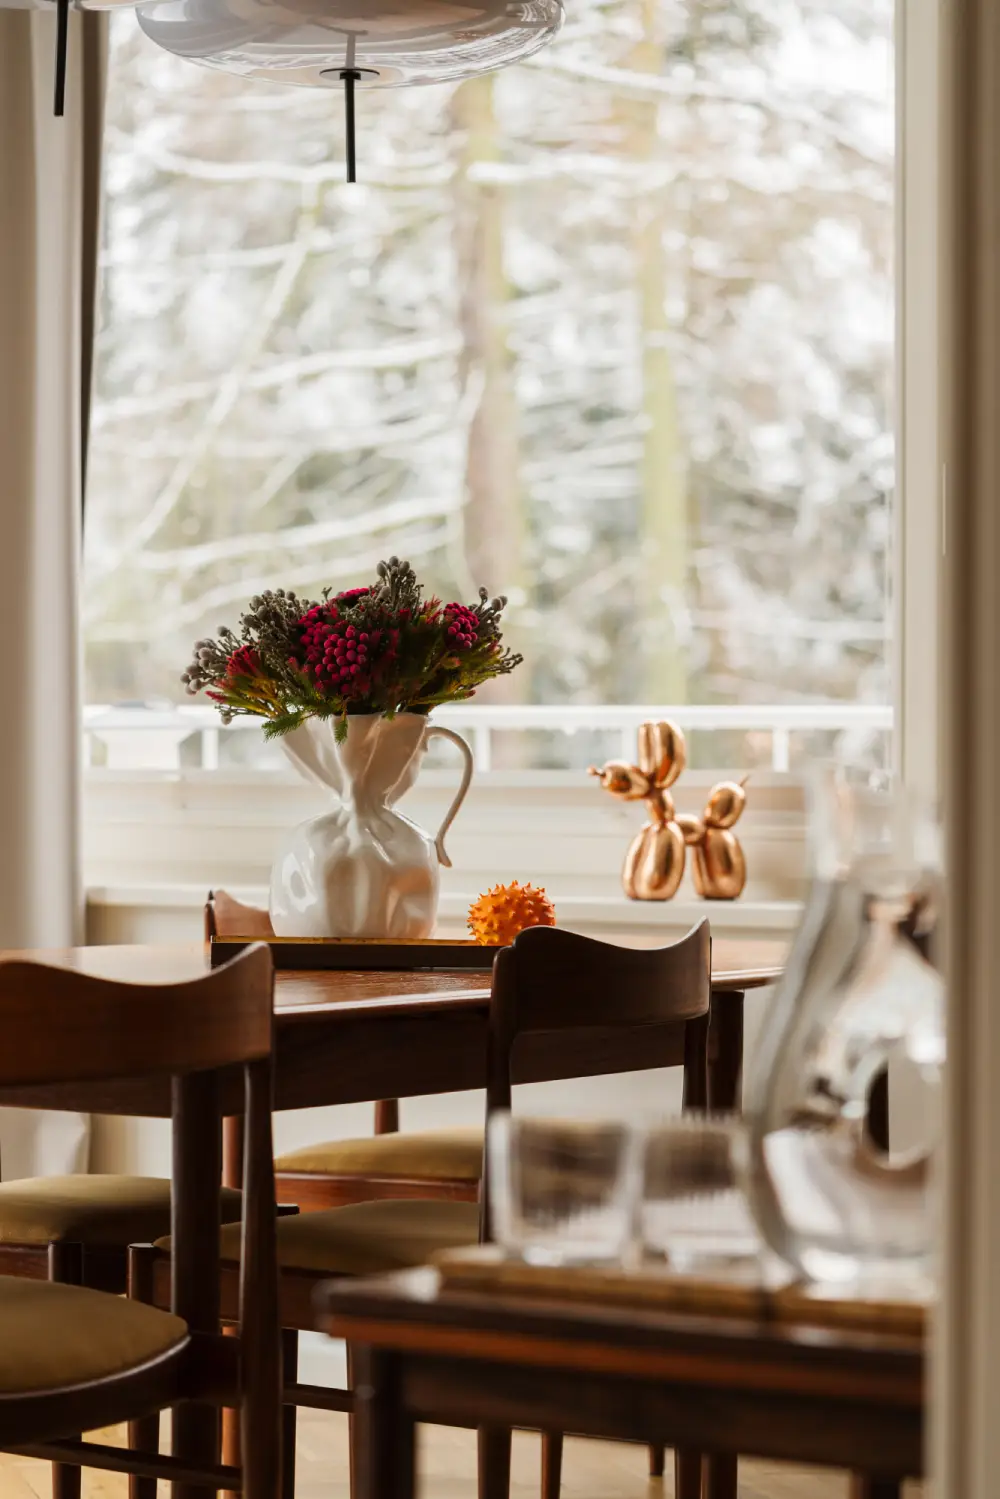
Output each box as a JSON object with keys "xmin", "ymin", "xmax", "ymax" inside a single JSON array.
[
  {"xmin": 274, "ymin": 1128, "xmax": 483, "ymax": 1182},
  {"xmin": 0, "ymin": 1175, "xmax": 243, "ymax": 1246},
  {"xmin": 160, "ymin": 1199, "xmax": 480, "ymax": 1277},
  {"xmin": 0, "ymin": 1278, "xmax": 186, "ymax": 1393}
]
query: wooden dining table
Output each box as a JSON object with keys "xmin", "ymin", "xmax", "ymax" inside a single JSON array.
[
  {"xmin": 0, "ymin": 936, "xmax": 785, "ymax": 1135},
  {"xmin": 320, "ymin": 1268, "xmax": 923, "ymax": 1499}
]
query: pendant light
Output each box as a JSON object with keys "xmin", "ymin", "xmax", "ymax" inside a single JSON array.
[
  {"xmin": 133, "ymin": 0, "xmax": 563, "ymax": 180},
  {"xmin": 22, "ymin": 0, "xmax": 562, "ymax": 178}
]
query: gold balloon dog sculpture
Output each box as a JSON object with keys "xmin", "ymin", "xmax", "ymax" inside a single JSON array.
[{"xmin": 589, "ymin": 721, "xmax": 748, "ymax": 901}]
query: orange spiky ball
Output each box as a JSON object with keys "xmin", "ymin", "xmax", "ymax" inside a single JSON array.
[{"xmin": 467, "ymin": 881, "xmax": 557, "ymax": 946}]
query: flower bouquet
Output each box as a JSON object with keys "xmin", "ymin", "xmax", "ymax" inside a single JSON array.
[
  {"xmin": 182, "ymin": 556, "xmax": 522, "ymax": 740},
  {"xmin": 183, "ymin": 558, "xmax": 522, "ymax": 940}
]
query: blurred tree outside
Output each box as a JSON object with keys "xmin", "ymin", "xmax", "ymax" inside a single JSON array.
[{"xmin": 84, "ymin": 0, "xmax": 894, "ymax": 734}]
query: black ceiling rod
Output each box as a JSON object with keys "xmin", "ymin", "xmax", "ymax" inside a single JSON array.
[
  {"xmin": 320, "ymin": 36, "xmax": 372, "ymax": 181},
  {"xmin": 340, "ymin": 68, "xmax": 360, "ymax": 183},
  {"xmin": 54, "ymin": 0, "xmax": 69, "ymax": 116}
]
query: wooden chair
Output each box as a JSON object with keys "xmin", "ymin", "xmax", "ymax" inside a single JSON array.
[
  {"xmin": 479, "ymin": 922, "xmax": 711, "ymax": 1499},
  {"xmin": 141, "ymin": 920, "xmax": 712, "ymax": 1499},
  {"xmin": 0, "ymin": 1172, "xmax": 243, "ymax": 1499},
  {"xmin": 207, "ymin": 890, "xmax": 482, "ymax": 1207},
  {"xmin": 0, "ymin": 944, "xmax": 281, "ymax": 1499},
  {"xmin": 0, "ymin": 903, "xmax": 247, "ymax": 1499}
]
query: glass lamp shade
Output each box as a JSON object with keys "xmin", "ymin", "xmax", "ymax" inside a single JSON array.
[{"xmin": 133, "ymin": 0, "xmax": 564, "ymax": 88}]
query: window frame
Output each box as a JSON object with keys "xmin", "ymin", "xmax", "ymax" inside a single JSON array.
[
  {"xmin": 83, "ymin": 0, "xmax": 930, "ymax": 920},
  {"xmin": 895, "ymin": 0, "xmax": 942, "ymax": 800}
]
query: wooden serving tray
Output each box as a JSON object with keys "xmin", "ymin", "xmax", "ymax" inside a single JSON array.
[
  {"xmin": 209, "ymin": 935, "xmax": 502, "ymax": 971},
  {"xmin": 434, "ymin": 1246, "xmax": 927, "ymax": 1338}
]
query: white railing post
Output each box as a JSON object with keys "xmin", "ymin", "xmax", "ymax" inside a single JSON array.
[
  {"xmin": 772, "ymin": 727, "xmax": 791, "ymax": 774},
  {"xmin": 202, "ymin": 728, "xmax": 220, "ymax": 771},
  {"xmin": 472, "ymin": 724, "xmax": 492, "ymax": 774}
]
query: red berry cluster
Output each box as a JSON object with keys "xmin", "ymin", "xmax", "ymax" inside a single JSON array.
[
  {"xmin": 296, "ymin": 603, "xmax": 391, "ymax": 698},
  {"xmin": 443, "ymin": 602, "xmax": 479, "ymax": 649}
]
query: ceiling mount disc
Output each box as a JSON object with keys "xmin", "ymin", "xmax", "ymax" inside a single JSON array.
[{"xmin": 318, "ymin": 65, "xmax": 380, "ymax": 83}]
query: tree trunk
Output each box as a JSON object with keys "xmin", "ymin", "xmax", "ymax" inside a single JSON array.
[
  {"xmin": 452, "ymin": 76, "xmax": 524, "ymax": 714},
  {"xmin": 627, "ymin": 2, "xmax": 689, "ymax": 704}
]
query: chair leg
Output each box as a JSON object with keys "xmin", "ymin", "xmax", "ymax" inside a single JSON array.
[
  {"xmin": 648, "ymin": 1446, "xmax": 665, "ymax": 1479},
  {"xmin": 673, "ymin": 1450, "xmax": 702, "ymax": 1499},
  {"xmin": 282, "ymin": 1329, "xmax": 299, "ymax": 1499},
  {"xmin": 221, "ymin": 1366, "xmax": 241, "ymax": 1498},
  {"xmin": 704, "ymin": 1453, "xmax": 737, "ymax": 1499},
  {"xmin": 51, "ymin": 1457, "xmax": 82, "ymax": 1499},
  {"xmin": 478, "ymin": 1426, "xmax": 512, "ymax": 1499},
  {"xmin": 347, "ymin": 1343, "xmax": 360, "ymax": 1499},
  {"xmin": 127, "ymin": 1245, "xmax": 162, "ymax": 1499},
  {"xmin": 849, "ymin": 1479, "xmax": 902, "ymax": 1499},
  {"xmin": 49, "ymin": 1243, "xmax": 84, "ymax": 1499},
  {"xmin": 541, "ymin": 1433, "xmax": 563, "ymax": 1499}
]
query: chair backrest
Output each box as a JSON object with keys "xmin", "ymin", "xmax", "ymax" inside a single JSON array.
[
  {"xmin": 486, "ymin": 920, "xmax": 711, "ymax": 1114},
  {"xmin": 205, "ymin": 889, "xmax": 275, "ymax": 943},
  {"xmin": 480, "ymin": 921, "xmax": 711, "ymax": 1239},
  {"xmin": 0, "ymin": 944, "xmax": 280, "ymax": 1448},
  {"xmin": 0, "ymin": 944, "xmax": 274, "ymax": 1088}
]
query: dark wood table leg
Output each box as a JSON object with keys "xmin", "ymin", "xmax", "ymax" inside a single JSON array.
[
  {"xmin": 708, "ymin": 987, "xmax": 744, "ymax": 1112},
  {"xmin": 704, "ymin": 1453, "xmax": 738, "ymax": 1499},
  {"xmin": 223, "ymin": 1115, "xmax": 245, "ymax": 1191},
  {"xmin": 541, "ymin": 1432, "xmax": 562, "ymax": 1499},
  {"xmin": 682, "ymin": 1010, "xmax": 710, "ymax": 1110},
  {"xmin": 478, "ymin": 1427, "xmax": 511, "ymax": 1499},
  {"xmin": 673, "ymin": 1449, "xmax": 701, "ymax": 1499},
  {"xmin": 172, "ymin": 1073, "xmax": 222, "ymax": 1499},
  {"xmin": 352, "ymin": 1346, "xmax": 415, "ymax": 1499},
  {"xmin": 849, "ymin": 1478, "xmax": 903, "ymax": 1499}
]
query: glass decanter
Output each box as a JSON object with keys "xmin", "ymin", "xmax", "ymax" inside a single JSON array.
[{"xmin": 744, "ymin": 769, "xmax": 943, "ymax": 1288}]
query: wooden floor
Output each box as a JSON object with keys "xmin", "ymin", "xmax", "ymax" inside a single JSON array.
[{"xmin": 0, "ymin": 1415, "xmax": 922, "ymax": 1499}]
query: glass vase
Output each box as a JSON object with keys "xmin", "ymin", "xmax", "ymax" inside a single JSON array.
[{"xmin": 744, "ymin": 768, "xmax": 943, "ymax": 1289}]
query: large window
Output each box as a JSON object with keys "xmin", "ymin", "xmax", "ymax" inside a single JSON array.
[{"xmin": 85, "ymin": 0, "xmax": 894, "ymax": 776}]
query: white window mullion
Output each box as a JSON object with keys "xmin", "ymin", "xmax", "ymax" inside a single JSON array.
[{"xmin": 896, "ymin": 0, "xmax": 942, "ymax": 801}]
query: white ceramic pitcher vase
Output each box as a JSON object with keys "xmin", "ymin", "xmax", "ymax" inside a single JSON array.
[{"xmin": 269, "ymin": 712, "xmax": 474, "ymax": 939}]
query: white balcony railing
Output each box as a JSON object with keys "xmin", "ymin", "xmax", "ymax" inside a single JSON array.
[{"xmin": 83, "ymin": 702, "xmax": 893, "ymax": 776}]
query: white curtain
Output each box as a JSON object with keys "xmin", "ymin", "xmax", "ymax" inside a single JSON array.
[{"xmin": 0, "ymin": 8, "xmax": 105, "ymax": 1179}]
